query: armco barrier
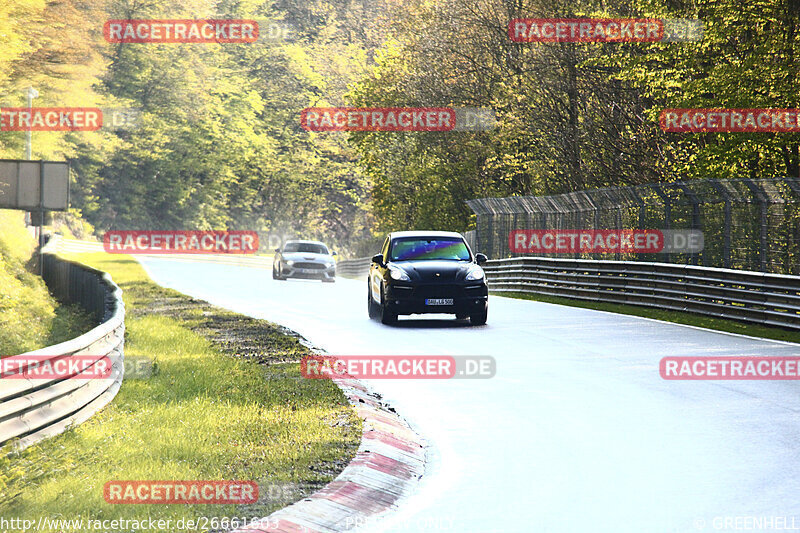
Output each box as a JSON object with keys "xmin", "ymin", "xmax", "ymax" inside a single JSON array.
[
  {"xmin": 336, "ymin": 257, "xmax": 371, "ymax": 278},
  {"xmin": 0, "ymin": 251, "xmax": 125, "ymax": 450},
  {"xmin": 484, "ymin": 257, "xmax": 800, "ymax": 330},
  {"xmin": 338, "ymin": 255, "xmax": 800, "ymax": 330}
]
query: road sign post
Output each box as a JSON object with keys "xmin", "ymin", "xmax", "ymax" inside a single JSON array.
[
  {"xmin": 38, "ymin": 160, "xmax": 44, "ymax": 273},
  {"xmin": 0, "ymin": 159, "xmax": 69, "ymax": 273},
  {"xmin": 25, "ymin": 87, "xmax": 39, "ymax": 160}
]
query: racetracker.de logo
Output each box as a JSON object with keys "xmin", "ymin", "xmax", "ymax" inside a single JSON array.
[
  {"xmin": 103, "ymin": 20, "xmax": 258, "ymax": 43},
  {"xmin": 508, "ymin": 229, "xmax": 703, "ymax": 254},
  {"xmin": 0, "ymin": 355, "xmax": 113, "ymax": 380},
  {"xmin": 1, "ymin": 108, "xmax": 100, "ymax": 131},
  {"xmin": 302, "ymin": 107, "xmax": 455, "ymax": 132},
  {"xmin": 509, "ymin": 18, "xmax": 703, "ymax": 42},
  {"xmin": 0, "ymin": 107, "xmax": 141, "ymax": 131},
  {"xmin": 660, "ymin": 109, "xmax": 800, "ymax": 133},
  {"xmin": 299, "ymin": 107, "xmax": 497, "ymax": 132},
  {"xmin": 103, "ymin": 230, "xmax": 259, "ymax": 254},
  {"xmin": 510, "ymin": 18, "xmax": 662, "ymax": 42},
  {"xmin": 301, "ymin": 355, "xmax": 496, "ymax": 379},
  {"xmin": 103, "ymin": 481, "xmax": 258, "ymax": 504},
  {"xmin": 660, "ymin": 357, "xmax": 800, "ymax": 380}
]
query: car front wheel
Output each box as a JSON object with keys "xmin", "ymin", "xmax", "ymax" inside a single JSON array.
[
  {"xmin": 367, "ymin": 283, "xmax": 380, "ymax": 319},
  {"xmin": 379, "ymin": 287, "xmax": 397, "ymax": 325}
]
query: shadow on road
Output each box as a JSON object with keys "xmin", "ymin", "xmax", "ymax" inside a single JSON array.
[{"xmin": 385, "ymin": 317, "xmax": 477, "ymax": 329}]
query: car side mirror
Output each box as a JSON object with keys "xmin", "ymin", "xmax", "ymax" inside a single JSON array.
[
  {"xmin": 371, "ymin": 253, "xmax": 384, "ymax": 266},
  {"xmin": 475, "ymin": 253, "xmax": 488, "ymax": 265}
]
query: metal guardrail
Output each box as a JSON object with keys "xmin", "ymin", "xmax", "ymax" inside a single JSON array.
[
  {"xmin": 0, "ymin": 251, "xmax": 125, "ymax": 450},
  {"xmin": 484, "ymin": 257, "xmax": 800, "ymax": 330},
  {"xmin": 466, "ymin": 178, "xmax": 800, "ymax": 274},
  {"xmin": 336, "ymin": 257, "xmax": 371, "ymax": 278},
  {"xmin": 338, "ymin": 255, "xmax": 800, "ymax": 330}
]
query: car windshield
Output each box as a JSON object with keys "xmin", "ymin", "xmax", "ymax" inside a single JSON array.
[
  {"xmin": 390, "ymin": 237, "xmax": 471, "ymax": 261},
  {"xmin": 283, "ymin": 242, "xmax": 328, "ymax": 254}
]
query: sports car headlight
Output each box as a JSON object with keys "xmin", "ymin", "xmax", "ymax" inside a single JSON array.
[
  {"xmin": 286, "ymin": 260, "xmax": 295, "ymax": 267},
  {"xmin": 465, "ymin": 265, "xmax": 485, "ymax": 281},
  {"xmin": 389, "ymin": 266, "xmax": 410, "ymax": 281},
  {"xmin": 325, "ymin": 260, "xmax": 335, "ymax": 268}
]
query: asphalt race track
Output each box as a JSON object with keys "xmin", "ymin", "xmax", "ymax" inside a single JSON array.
[{"xmin": 140, "ymin": 257, "xmax": 800, "ymax": 533}]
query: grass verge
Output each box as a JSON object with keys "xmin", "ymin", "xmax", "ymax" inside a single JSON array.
[
  {"xmin": 496, "ymin": 290, "xmax": 800, "ymax": 344},
  {"xmin": 0, "ymin": 210, "xmax": 94, "ymax": 353},
  {"xmin": 0, "ymin": 252, "xmax": 361, "ymax": 532}
]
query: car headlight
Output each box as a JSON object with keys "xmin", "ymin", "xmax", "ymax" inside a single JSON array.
[
  {"xmin": 389, "ymin": 266, "xmax": 410, "ymax": 281},
  {"xmin": 286, "ymin": 260, "xmax": 294, "ymax": 267},
  {"xmin": 325, "ymin": 260, "xmax": 335, "ymax": 268},
  {"xmin": 465, "ymin": 265, "xmax": 485, "ymax": 281}
]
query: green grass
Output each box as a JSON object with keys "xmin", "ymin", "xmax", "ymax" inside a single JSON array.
[
  {"xmin": 0, "ymin": 210, "xmax": 94, "ymax": 354},
  {"xmin": 0, "ymin": 253, "xmax": 361, "ymax": 532},
  {"xmin": 496, "ymin": 290, "xmax": 800, "ymax": 344}
]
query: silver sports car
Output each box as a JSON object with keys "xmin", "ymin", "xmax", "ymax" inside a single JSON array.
[{"xmin": 272, "ymin": 240, "xmax": 337, "ymax": 282}]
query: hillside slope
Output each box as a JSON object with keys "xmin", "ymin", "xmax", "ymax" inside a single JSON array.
[{"xmin": 0, "ymin": 210, "xmax": 92, "ymax": 354}]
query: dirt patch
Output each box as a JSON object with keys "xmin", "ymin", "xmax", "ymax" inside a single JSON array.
[{"xmin": 127, "ymin": 285, "xmax": 310, "ymax": 363}]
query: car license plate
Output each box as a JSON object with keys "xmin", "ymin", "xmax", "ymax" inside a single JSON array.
[
  {"xmin": 298, "ymin": 268, "xmax": 318, "ymax": 274},
  {"xmin": 425, "ymin": 298, "xmax": 453, "ymax": 306}
]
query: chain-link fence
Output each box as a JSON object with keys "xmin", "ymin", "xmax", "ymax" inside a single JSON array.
[{"xmin": 466, "ymin": 178, "xmax": 800, "ymax": 274}]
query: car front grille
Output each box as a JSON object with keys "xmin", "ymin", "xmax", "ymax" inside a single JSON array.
[
  {"xmin": 413, "ymin": 284, "xmax": 461, "ymax": 299},
  {"xmin": 293, "ymin": 262, "xmax": 326, "ymax": 270}
]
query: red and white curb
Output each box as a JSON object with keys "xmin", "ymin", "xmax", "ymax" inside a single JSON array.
[{"xmin": 232, "ymin": 378, "xmax": 427, "ymax": 533}]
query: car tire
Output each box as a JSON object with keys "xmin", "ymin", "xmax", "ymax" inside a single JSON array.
[
  {"xmin": 470, "ymin": 306, "xmax": 488, "ymax": 326},
  {"xmin": 368, "ymin": 283, "xmax": 380, "ymax": 319},
  {"xmin": 379, "ymin": 287, "xmax": 397, "ymax": 325}
]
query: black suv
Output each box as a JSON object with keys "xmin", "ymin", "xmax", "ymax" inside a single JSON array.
[{"xmin": 367, "ymin": 231, "xmax": 489, "ymax": 325}]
